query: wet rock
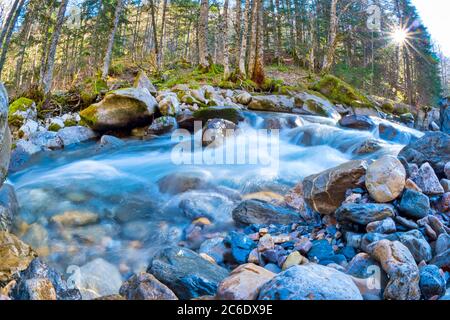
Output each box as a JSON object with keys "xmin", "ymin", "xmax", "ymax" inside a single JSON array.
[
  {"xmin": 119, "ymin": 272, "xmax": 178, "ymax": 300},
  {"xmin": 0, "ymin": 231, "xmax": 36, "ymax": 283},
  {"xmin": 368, "ymin": 240, "xmax": 420, "ymax": 300},
  {"xmin": 77, "ymin": 258, "xmax": 123, "ymax": 300},
  {"xmin": 366, "ymin": 217, "xmax": 396, "ymax": 234},
  {"xmin": 56, "ymin": 126, "xmax": 96, "ymax": 146},
  {"xmin": 28, "ymin": 131, "xmax": 64, "ymax": 150},
  {"xmin": 365, "ymin": 155, "xmax": 406, "ymax": 203},
  {"xmin": 0, "ymin": 184, "xmax": 19, "ymax": 232},
  {"xmin": 346, "ymin": 253, "xmax": 384, "ymax": 280},
  {"xmin": 303, "ymin": 160, "xmax": 368, "ymax": 215},
  {"xmin": 445, "ymin": 162, "xmax": 450, "ymax": 179},
  {"xmin": 216, "ymin": 264, "xmax": 275, "ymax": 300},
  {"xmin": 435, "ymin": 233, "xmax": 450, "ymax": 256},
  {"xmin": 13, "ymin": 278, "xmax": 57, "ymax": 300},
  {"xmin": 12, "ymin": 258, "xmax": 81, "ymax": 300},
  {"xmin": 50, "ymin": 211, "xmax": 99, "ymax": 227},
  {"xmin": 419, "ymin": 265, "xmax": 446, "ymax": 300},
  {"xmin": 440, "ymin": 180, "xmax": 450, "ymax": 193},
  {"xmin": 21, "ymin": 223, "xmax": 49, "ymax": 256},
  {"xmin": 148, "ymin": 116, "xmax": 177, "ymax": 135},
  {"xmin": 194, "ymin": 106, "xmax": 244, "ymax": 124},
  {"xmin": 179, "ymin": 191, "xmax": 235, "ymax": 224},
  {"xmin": 339, "ymin": 115, "xmax": 375, "ymax": 131},
  {"xmin": 248, "ymin": 95, "xmax": 294, "ymax": 113},
  {"xmin": 294, "ymin": 92, "xmax": 341, "ymax": 120},
  {"xmin": 134, "ymin": 70, "xmax": 157, "ymax": 95},
  {"xmin": 176, "ymin": 109, "xmax": 195, "ymax": 131},
  {"xmin": 234, "ymin": 92, "xmax": 252, "ymax": 105},
  {"xmin": 394, "ymin": 216, "xmax": 419, "ymax": 230},
  {"xmin": 202, "ymin": 118, "xmax": 236, "ymax": 147},
  {"xmin": 232, "ymin": 200, "xmax": 302, "ymax": 225},
  {"xmin": 0, "ymin": 84, "xmax": 11, "ymax": 187},
  {"xmin": 258, "ymin": 264, "xmax": 363, "ymax": 300},
  {"xmin": 283, "ymin": 183, "xmax": 312, "ymax": 221},
  {"xmin": 8, "ymin": 139, "xmax": 41, "ymax": 172},
  {"xmin": 199, "ymin": 237, "xmax": 228, "ymax": 265},
  {"xmin": 307, "ymin": 240, "xmax": 342, "ymax": 265},
  {"xmin": 158, "ymin": 95, "xmax": 180, "ymax": 116},
  {"xmin": 398, "ymin": 132, "xmax": 450, "ymax": 177},
  {"xmin": 258, "ymin": 234, "xmax": 275, "ymax": 252},
  {"xmin": 97, "ymin": 135, "xmax": 125, "ymax": 150},
  {"xmin": 430, "ymin": 249, "xmax": 450, "ymax": 271},
  {"xmin": 157, "ymin": 172, "xmax": 210, "ymax": 195},
  {"xmin": 378, "ymin": 122, "xmax": 419, "ymax": 144},
  {"xmin": 412, "ymin": 163, "xmax": 445, "ymax": 195},
  {"xmin": 397, "ymin": 230, "xmax": 432, "ymax": 263},
  {"xmin": 80, "ymin": 87, "xmax": 157, "ymax": 131},
  {"xmin": 282, "ymin": 251, "xmax": 308, "ymax": 270},
  {"xmin": 353, "ymin": 139, "xmax": 383, "ymax": 155},
  {"xmin": 147, "ymin": 246, "xmax": 228, "ymax": 300},
  {"xmin": 224, "ymin": 231, "xmax": 257, "ymax": 264},
  {"xmin": 405, "ymin": 179, "xmax": 422, "ymax": 192},
  {"xmin": 399, "ymin": 189, "xmax": 430, "ymax": 220},
  {"xmin": 335, "ymin": 203, "xmax": 396, "ymax": 226}
]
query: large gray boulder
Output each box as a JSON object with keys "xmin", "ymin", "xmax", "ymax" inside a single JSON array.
[
  {"xmin": 0, "ymin": 83, "xmax": 11, "ymax": 188},
  {"xmin": 398, "ymin": 132, "xmax": 450, "ymax": 177},
  {"xmin": 258, "ymin": 264, "xmax": 363, "ymax": 300}
]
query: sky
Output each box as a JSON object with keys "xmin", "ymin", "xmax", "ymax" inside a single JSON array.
[{"xmin": 411, "ymin": 0, "xmax": 450, "ymax": 57}]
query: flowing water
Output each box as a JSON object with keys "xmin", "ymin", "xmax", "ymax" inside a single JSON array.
[{"xmin": 7, "ymin": 111, "xmax": 423, "ymax": 277}]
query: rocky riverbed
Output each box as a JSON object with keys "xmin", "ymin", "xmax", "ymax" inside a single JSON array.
[{"xmin": 0, "ymin": 73, "xmax": 449, "ymax": 300}]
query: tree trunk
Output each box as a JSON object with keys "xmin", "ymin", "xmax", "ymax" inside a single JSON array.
[
  {"xmin": 101, "ymin": 0, "xmax": 124, "ymax": 80},
  {"xmin": 251, "ymin": 0, "xmax": 265, "ymax": 85},
  {"xmin": 274, "ymin": 0, "xmax": 282, "ymax": 63},
  {"xmin": 235, "ymin": 0, "xmax": 242, "ymax": 64},
  {"xmin": 158, "ymin": 0, "xmax": 168, "ymax": 68},
  {"xmin": 322, "ymin": 0, "xmax": 339, "ymax": 73},
  {"xmin": 0, "ymin": 0, "xmax": 20, "ymax": 51},
  {"xmin": 0, "ymin": 0, "xmax": 26, "ymax": 76},
  {"xmin": 223, "ymin": 0, "xmax": 230, "ymax": 80},
  {"xmin": 237, "ymin": 0, "xmax": 250, "ymax": 76},
  {"xmin": 247, "ymin": 0, "xmax": 257, "ymax": 77},
  {"xmin": 42, "ymin": 0, "xmax": 69, "ymax": 95},
  {"xmin": 198, "ymin": 0, "xmax": 209, "ymax": 70}
]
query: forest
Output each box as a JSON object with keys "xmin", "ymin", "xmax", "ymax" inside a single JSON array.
[{"xmin": 0, "ymin": 0, "xmax": 448, "ymax": 108}]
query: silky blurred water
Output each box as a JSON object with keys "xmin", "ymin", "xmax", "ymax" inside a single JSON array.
[{"xmin": 8, "ymin": 111, "xmax": 423, "ymax": 276}]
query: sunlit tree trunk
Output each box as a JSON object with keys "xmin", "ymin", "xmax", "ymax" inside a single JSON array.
[
  {"xmin": 42, "ymin": 0, "xmax": 69, "ymax": 95},
  {"xmin": 322, "ymin": 0, "xmax": 339, "ymax": 73},
  {"xmin": 101, "ymin": 0, "xmax": 124, "ymax": 80},
  {"xmin": 223, "ymin": 0, "xmax": 230, "ymax": 80},
  {"xmin": 237, "ymin": 0, "xmax": 250, "ymax": 77},
  {"xmin": 247, "ymin": 0, "xmax": 257, "ymax": 77},
  {"xmin": 198, "ymin": 0, "xmax": 209, "ymax": 70},
  {"xmin": 251, "ymin": 0, "xmax": 265, "ymax": 85}
]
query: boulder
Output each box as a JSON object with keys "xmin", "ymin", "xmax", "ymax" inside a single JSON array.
[
  {"xmin": 365, "ymin": 155, "xmax": 406, "ymax": 203},
  {"xmin": 397, "ymin": 230, "xmax": 432, "ymax": 263},
  {"xmin": 353, "ymin": 139, "xmax": 383, "ymax": 155},
  {"xmin": 368, "ymin": 240, "xmax": 420, "ymax": 300},
  {"xmin": 378, "ymin": 122, "xmax": 420, "ymax": 144},
  {"xmin": 441, "ymin": 106, "xmax": 450, "ymax": 134},
  {"xmin": 303, "ymin": 160, "xmax": 368, "ymax": 215},
  {"xmin": 445, "ymin": 162, "xmax": 450, "ymax": 179},
  {"xmin": 232, "ymin": 200, "xmax": 302, "ymax": 225},
  {"xmin": 202, "ymin": 118, "xmax": 236, "ymax": 147},
  {"xmin": 56, "ymin": 126, "xmax": 96, "ymax": 146},
  {"xmin": 148, "ymin": 116, "xmax": 177, "ymax": 135},
  {"xmin": 335, "ymin": 203, "xmax": 396, "ymax": 226},
  {"xmin": 419, "ymin": 265, "xmax": 446, "ymax": 299},
  {"xmin": 430, "ymin": 249, "xmax": 450, "ymax": 271},
  {"xmin": 0, "ymin": 83, "xmax": 11, "ymax": 187},
  {"xmin": 12, "ymin": 258, "xmax": 81, "ymax": 300},
  {"xmin": 224, "ymin": 231, "xmax": 257, "ymax": 265},
  {"xmin": 80, "ymin": 88, "xmax": 157, "ymax": 131},
  {"xmin": 77, "ymin": 258, "xmax": 123, "ymax": 300},
  {"xmin": 157, "ymin": 172, "xmax": 210, "ymax": 195},
  {"xmin": 0, "ymin": 231, "xmax": 37, "ymax": 284},
  {"xmin": 193, "ymin": 106, "xmax": 244, "ymax": 124},
  {"xmin": 158, "ymin": 95, "xmax": 180, "ymax": 116},
  {"xmin": 199, "ymin": 237, "xmax": 228, "ymax": 265},
  {"xmin": 412, "ymin": 163, "xmax": 445, "ymax": 195},
  {"xmin": 8, "ymin": 139, "xmax": 41, "ymax": 172},
  {"xmin": 294, "ymin": 92, "xmax": 341, "ymax": 120},
  {"xmin": 50, "ymin": 211, "xmax": 99, "ymax": 227},
  {"xmin": 147, "ymin": 246, "xmax": 228, "ymax": 300},
  {"xmin": 398, "ymin": 132, "xmax": 450, "ymax": 177},
  {"xmin": 119, "ymin": 272, "xmax": 178, "ymax": 300},
  {"xmin": 134, "ymin": 70, "xmax": 157, "ymax": 95},
  {"xmin": 234, "ymin": 92, "xmax": 252, "ymax": 105},
  {"xmin": 97, "ymin": 135, "xmax": 125, "ymax": 150},
  {"xmin": 366, "ymin": 217, "xmax": 396, "ymax": 234},
  {"xmin": 282, "ymin": 251, "xmax": 309, "ymax": 270},
  {"xmin": 248, "ymin": 95, "xmax": 294, "ymax": 113},
  {"xmin": 398, "ymin": 189, "xmax": 430, "ymax": 219},
  {"xmin": 258, "ymin": 264, "xmax": 363, "ymax": 300},
  {"xmin": 216, "ymin": 264, "xmax": 275, "ymax": 300},
  {"xmin": 0, "ymin": 184, "xmax": 19, "ymax": 232},
  {"xmin": 339, "ymin": 115, "xmax": 375, "ymax": 130}
]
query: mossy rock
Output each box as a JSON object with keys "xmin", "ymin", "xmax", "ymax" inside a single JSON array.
[
  {"xmin": 381, "ymin": 102, "xmax": 394, "ymax": 114},
  {"xmin": 8, "ymin": 97, "xmax": 35, "ymax": 127},
  {"xmin": 80, "ymin": 88, "xmax": 158, "ymax": 131},
  {"xmin": 311, "ymin": 75, "xmax": 375, "ymax": 110},
  {"xmin": 193, "ymin": 106, "xmax": 244, "ymax": 124},
  {"xmin": 48, "ymin": 123, "xmax": 62, "ymax": 132},
  {"xmin": 64, "ymin": 119, "xmax": 78, "ymax": 127}
]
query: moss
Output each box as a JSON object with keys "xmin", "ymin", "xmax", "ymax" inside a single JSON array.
[
  {"xmin": 193, "ymin": 106, "xmax": 242, "ymax": 124},
  {"xmin": 311, "ymin": 75, "xmax": 375, "ymax": 109},
  {"xmin": 48, "ymin": 123, "xmax": 62, "ymax": 132},
  {"xmin": 64, "ymin": 119, "xmax": 77, "ymax": 127},
  {"xmin": 393, "ymin": 105, "xmax": 410, "ymax": 116},
  {"xmin": 9, "ymin": 97, "xmax": 34, "ymax": 114},
  {"xmin": 381, "ymin": 102, "xmax": 394, "ymax": 114},
  {"xmin": 79, "ymin": 105, "xmax": 99, "ymax": 127},
  {"xmin": 305, "ymin": 100, "xmax": 328, "ymax": 117}
]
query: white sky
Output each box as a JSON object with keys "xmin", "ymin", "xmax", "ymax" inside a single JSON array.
[{"xmin": 411, "ymin": 0, "xmax": 450, "ymax": 57}]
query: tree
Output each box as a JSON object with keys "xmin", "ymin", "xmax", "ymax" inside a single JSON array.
[
  {"xmin": 102, "ymin": 0, "xmax": 124, "ymax": 80},
  {"xmin": 198, "ymin": 0, "xmax": 209, "ymax": 70},
  {"xmin": 222, "ymin": 0, "xmax": 230, "ymax": 80},
  {"xmin": 41, "ymin": 0, "xmax": 69, "ymax": 95}
]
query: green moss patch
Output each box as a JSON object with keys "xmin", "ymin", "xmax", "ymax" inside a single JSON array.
[
  {"xmin": 193, "ymin": 106, "xmax": 243, "ymax": 124},
  {"xmin": 311, "ymin": 75, "xmax": 375, "ymax": 110}
]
